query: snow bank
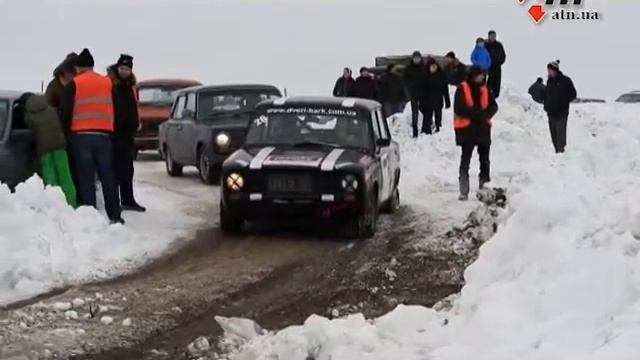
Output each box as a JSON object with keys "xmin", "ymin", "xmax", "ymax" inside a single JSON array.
[
  {"xmin": 0, "ymin": 171, "xmax": 205, "ymax": 306},
  {"xmin": 221, "ymin": 90, "xmax": 640, "ymax": 359}
]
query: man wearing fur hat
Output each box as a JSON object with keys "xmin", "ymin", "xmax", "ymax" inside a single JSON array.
[
  {"xmin": 109, "ymin": 54, "xmax": 145, "ymax": 212},
  {"xmin": 543, "ymin": 60, "xmax": 577, "ymax": 153}
]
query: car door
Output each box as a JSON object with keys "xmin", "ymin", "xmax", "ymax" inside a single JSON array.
[
  {"xmin": 177, "ymin": 91, "xmax": 199, "ymax": 165},
  {"xmin": 169, "ymin": 94, "xmax": 188, "ymax": 163},
  {"xmin": 377, "ymin": 108, "xmax": 400, "ymax": 192},
  {"xmin": 373, "ymin": 108, "xmax": 393, "ymax": 203}
]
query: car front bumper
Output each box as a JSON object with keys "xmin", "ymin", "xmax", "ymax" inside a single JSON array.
[{"xmin": 223, "ymin": 192, "xmax": 362, "ymax": 220}]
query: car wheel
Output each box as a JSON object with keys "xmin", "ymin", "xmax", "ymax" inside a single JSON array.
[
  {"xmin": 198, "ymin": 149, "xmax": 217, "ymax": 185},
  {"xmin": 381, "ymin": 188, "xmax": 400, "ymax": 214},
  {"xmin": 345, "ymin": 189, "xmax": 378, "ymax": 239},
  {"xmin": 220, "ymin": 201, "xmax": 243, "ymax": 234},
  {"xmin": 165, "ymin": 147, "xmax": 183, "ymax": 177}
]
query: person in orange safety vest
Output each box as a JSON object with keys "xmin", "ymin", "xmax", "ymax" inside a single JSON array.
[
  {"xmin": 60, "ymin": 48, "xmax": 124, "ymax": 224},
  {"xmin": 453, "ymin": 65, "xmax": 498, "ymax": 201}
]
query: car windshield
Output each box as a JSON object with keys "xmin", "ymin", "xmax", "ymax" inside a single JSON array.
[
  {"xmin": 138, "ymin": 85, "xmax": 188, "ymax": 105},
  {"xmin": 615, "ymin": 93, "xmax": 640, "ymax": 103},
  {"xmin": 197, "ymin": 91, "xmax": 280, "ymax": 118},
  {"xmin": 245, "ymin": 107, "xmax": 371, "ymax": 149},
  {"xmin": 0, "ymin": 100, "xmax": 8, "ymax": 138}
]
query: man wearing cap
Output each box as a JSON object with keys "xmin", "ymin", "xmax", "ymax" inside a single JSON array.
[
  {"xmin": 45, "ymin": 53, "xmax": 78, "ymax": 115},
  {"xmin": 543, "ymin": 60, "xmax": 577, "ymax": 153},
  {"xmin": 108, "ymin": 54, "xmax": 145, "ymax": 212},
  {"xmin": 60, "ymin": 48, "xmax": 124, "ymax": 224},
  {"xmin": 485, "ymin": 30, "xmax": 506, "ymax": 98},
  {"xmin": 453, "ymin": 66, "xmax": 499, "ymax": 201}
]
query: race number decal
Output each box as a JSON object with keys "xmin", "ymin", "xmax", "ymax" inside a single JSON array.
[{"xmin": 254, "ymin": 115, "xmax": 268, "ymax": 126}]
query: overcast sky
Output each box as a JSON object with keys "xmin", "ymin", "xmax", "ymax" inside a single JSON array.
[{"xmin": 0, "ymin": 0, "xmax": 636, "ymax": 99}]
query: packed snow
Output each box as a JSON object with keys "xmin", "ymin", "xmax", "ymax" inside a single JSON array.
[
  {"xmin": 216, "ymin": 89, "xmax": 640, "ymax": 359},
  {"xmin": 0, "ymin": 162, "xmax": 208, "ymax": 306}
]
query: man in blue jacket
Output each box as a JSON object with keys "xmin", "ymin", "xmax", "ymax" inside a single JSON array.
[{"xmin": 470, "ymin": 38, "xmax": 492, "ymax": 73}]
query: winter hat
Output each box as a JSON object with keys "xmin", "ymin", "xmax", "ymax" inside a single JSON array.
[
  {"xmin": 412, "ymin": 51, "xmax": 422, "ymax": 58},
  {"xmin": 476, "ymin": 37, "xmax": 485, "ymax": 45},
  {"xmin": 467, "ymin": 65, "xmax": 484, "ymax": 79},
  {"xmin": 547, "ymin": 59, "xmax": 560, "ymax": 71},
  {"xmin": 116, "ymin": 54, "xmax": 134, "ymax": 69},
  {"xmin": 76, "ymin": 48, "xmax": 95, "ymax": 67},
  {"xmin": 360, "ymin": 66, "xmax": 369, "ymax": 74},
  {"xmin": 445, "ymin": 51, "xmax": 456, "ymax": 59}
]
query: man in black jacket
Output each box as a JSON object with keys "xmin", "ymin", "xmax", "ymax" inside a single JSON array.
[
  {"xmin": 453, "ymin": 66, "xmax": 499, "ymax": 201},
  {"xmin": 380, "ymin": 64, "xmax": 407, "ymax": 116},
  {"xmin": 109, "ymin": 54, "xmax": 145, "ymax": 212},
  {"xmin": 420, "ymin": 58, "xmax": 451, "ymax": 134},
  {"xmin": 444, "ymin": 51, "xmax": 467, "ymax": 86},
  {"xmin": 528, "ymin": 77, "xmax": 545, "ymax": 104},
  {"xmin": 543, "ymin": 60, "xmax": 577, "ymax": 153},
  {"xmin": 351, "ymin": 67, "xmax": 379, "ymax": 101},
  {"xmin": 485, "ymin": 30, "xmax": 506, "ymax": 98},
  {"xmin": 404, "ymin": 51, "xmax": 427, "ymax": 138},
  {"xmin": 332, "ymin": 67, "xmax": 355, "ymax": 97}
]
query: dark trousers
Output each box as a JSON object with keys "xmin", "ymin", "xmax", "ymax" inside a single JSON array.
[
  {"xmin": 69, "ymin": 133, "xmax": 121, "ymax": 221},
  {"xmin": 459, "ymin": 143, "xmax": 491, "ymax": 195},
  {"xmin": 410, "ymin": 100, "xmax": 421, "ymax": 137},
  {"xmin": 422, "ymin": 106, "xmax": 443, "ymax": 133},
  {"xmin": 487, "ymin": 67, "xmax": 501, "ymax": 97},
  {"xmin": 112, "ymin": 135, "xmax": 137, "ymax": 205},
  {"xmin": 548, "ymin": 115, "xmax": 568, "ymax": 153},
  {"xmin": 66, "ymin": 143, "xmax": 82, "ymax": 204}
]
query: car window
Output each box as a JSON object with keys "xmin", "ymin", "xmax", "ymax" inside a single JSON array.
[
  {"xmin": 172, "ymin": 95, "xmax": 187, "ymax": 119},
  {"xmin": 246, "ymin": 108, "xmax": 372, "ymax": 149},
  {"xmin": 185, "ymin": 92, "xmax": 197, "ymax": 117},
  {"xmin": 0, "ymin": 100, "xmax": 8, "ymax": 138},
  {"xmin": 197, "ymin": 91, "xmax": 280, "ymax": 118},
  {"xmin": 376, "ymin": 109, "xmax": 390, "ymax": 140},
  {"xmin": 138, "ymin": 85, "xmax": 188, "ymax": 105},
  {"xmin": 371, "ymin": 111, "xmax": 381, "ymax": 140}
]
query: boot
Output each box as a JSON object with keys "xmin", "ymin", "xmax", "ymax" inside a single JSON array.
[
  {"xmin": 122, "ymin": 202, "xmax": 146, "ymax": 212},
  {"xmin": 479, "ymin": 177, "xmax": 491, "ymax": 189},
  {"xmin": 459, "ymin": 175, "xmax": 470, "ymax": 201}
]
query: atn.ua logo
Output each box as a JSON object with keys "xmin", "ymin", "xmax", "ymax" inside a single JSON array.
[{"xmin": 518, "ymin": 0, "xmax": 601, "ymax": 24}]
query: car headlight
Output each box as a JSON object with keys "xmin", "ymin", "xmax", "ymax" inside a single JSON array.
[
  {"xmin": 216, "ymin": 132, "xmax": 231, "ymax": 148},
  {"xmin": 341, "ymin": 174, "xmax": 359, "ymax": 192},
  {"xmin": 226, "ymin": 173, "xmax": 244, "ymax": 191}
]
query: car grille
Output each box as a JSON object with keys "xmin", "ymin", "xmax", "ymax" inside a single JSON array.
[{"xmin": 248, "ymin": 170, "xmax": 339, "ymax": 195}]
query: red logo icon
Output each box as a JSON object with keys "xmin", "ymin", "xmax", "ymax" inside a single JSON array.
[{"xmin": 518, "ymin": 0, "xmax": 547, "ymax": 23}]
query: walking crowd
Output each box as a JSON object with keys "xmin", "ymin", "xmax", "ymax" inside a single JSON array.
[
  {"xmin": 333, "ymin": 30, "xmax": 577, "ymax": 200},
  {"xmin": 23, "ymin": 48, "xmax": 145, "ymax": 224}
]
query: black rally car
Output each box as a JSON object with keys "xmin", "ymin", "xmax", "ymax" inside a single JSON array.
[{"xmin": 220, "ymin": 96, "xmax": 401, "ymax": 238}]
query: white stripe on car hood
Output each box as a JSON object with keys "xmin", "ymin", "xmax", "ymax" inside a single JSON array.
[
  {"xmin": 249, "ymin": 147, "xmax": 276, "ymax": 169},
  {"xmin": 320, "ymin": 149, "xmax": 345, "ymax": 171}
]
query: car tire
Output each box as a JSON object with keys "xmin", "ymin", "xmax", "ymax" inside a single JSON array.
[
  {"xmin": 220, "ymin": 201, "xmax": 243, "ymax": 234},
  {"xmin": 381, "ymin": 188, "xmax": 400, "ymax": 214},
  {"xmin": 345, "ymin": 189, "xmax": 378, "ymax": 239},
  {"xmin": 165, "ymin": 147, "xmax": 183, "ymax": 177},
  {"xmin": 198, "ymin": 149, "xmax": 218, "ymax": 185}
]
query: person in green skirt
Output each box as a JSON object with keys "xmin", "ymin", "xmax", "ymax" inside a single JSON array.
[{"xmin": 20, "ymin": 92, "xmax": 77, "ymax": 207}]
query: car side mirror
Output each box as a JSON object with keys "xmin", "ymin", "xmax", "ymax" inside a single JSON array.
[
  {"xmin": 376, "ymin": 138, "xmax": 391, "ymax": 147},
  {"xmin": 182, "ymin": 109, "xmax": 195, "ymax": 119}
]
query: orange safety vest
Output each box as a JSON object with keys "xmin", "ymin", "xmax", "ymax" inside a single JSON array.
[
  {"xmin": 454, "ymin": 81, "xmax": 490, "ymax": 129},
  {"xmin": 71, "ymin": 71, "xmax": 114, "ymax": 132}
]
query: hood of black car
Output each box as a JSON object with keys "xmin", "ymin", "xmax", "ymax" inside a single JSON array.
[{"xmin": 226, "ymin": 146, "xmax": 368, "ymax": 172}]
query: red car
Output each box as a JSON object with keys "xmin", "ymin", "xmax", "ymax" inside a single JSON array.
[{"xmin": 135, "ymin": 79, "xmax": 201, "ymax": 157}]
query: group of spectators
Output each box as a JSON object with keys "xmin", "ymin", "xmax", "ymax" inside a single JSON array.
[
  {"xmin": 22, "ymin": 48, "xmax": 145, "ymax": 224},
  {"xmin": 332, "ymin": 30, "xmax": 506, "ymax": 138}
]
